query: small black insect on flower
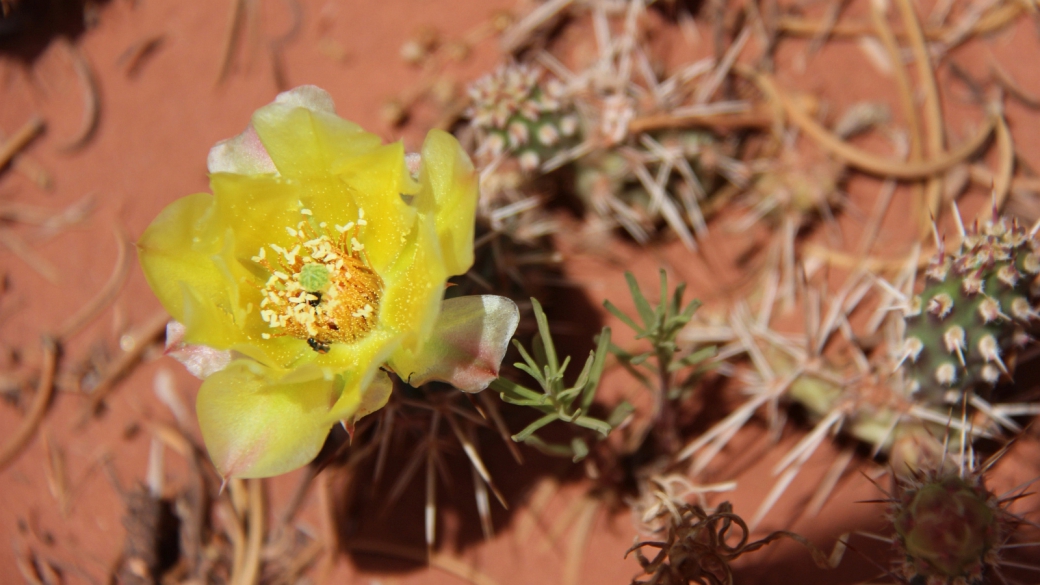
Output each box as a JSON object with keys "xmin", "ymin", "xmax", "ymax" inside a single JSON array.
[
  {"xmin": 308, "ymin": 291, "xmax": 322, "ymax": 307},
  {"xmin": 307, "ymin": 337, "xmax": 331, "ymax": 353}
]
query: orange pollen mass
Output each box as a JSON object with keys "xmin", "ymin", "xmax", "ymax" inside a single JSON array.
[{"xmin": 254, "ymin": 211, "xmax": 382, "ymax": 347}]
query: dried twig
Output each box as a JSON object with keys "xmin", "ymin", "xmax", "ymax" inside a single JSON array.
[
  {"xmin": 0, "ymin": 116, "xmax": 45, "ymax": 170},
  {"xmin": 77, "ymin": 311, "xmax": 169, "ymax": 424},
  {"xmin": 991, "ymin": 60, "xmax": 1040, "ymax": 109},
  {"xmin": 231, "ymin": 478, "xmax": 264, "ymax": 585},
  {"xmin": 56, "ymin": 227, "xmax": 131, "ymax": 341},
  {"xmin": 628, "ymin": 107, "xmax": 775, "ymax": 134},
  {"xmin": 499, "ymin": 0, "xmax": 574, "ymax": 53},
  {"xmin": 117, "ymin": 35, "xmax": 166, "ymax": 78},
  {"xmin": 0, "ymin": 228, "xmax": 60, "ymax": 283},
  {"xmin": 58, "ymin": 39, "xmax": 100, "ymax": 151},
  {"xmin": 748, "ymin": 68, "xmax": 996, "ymax": 180},
  {"xmin": 776, "ymin": 2, "xmax": 1025, "ymax": 40},
  {"xmin": 0, "ymin": 337, "xmax": 57, "ymax": 471},
  {"xmin": 42, "ymin": 430, "xmax": 72, "ymax": 517},
  {"xmin": 216, "ymin": 0, "xmax": 246, "ymax": 85},
  {"xmin": 894, "ymin": 0, "xmax": 946, "ymax": 230}
]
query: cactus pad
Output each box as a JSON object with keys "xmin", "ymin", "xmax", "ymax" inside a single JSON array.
[
  {"xmin": 900, "ymin": 214, "xmax": 1039, "ymax": 404},
  {"xmin": 893, "ymin": 473, "xmax": 1000, "ymax": 584},
  {"xmin": 467, "ymin": 64, "xmax": 580, "ymax": 172}
]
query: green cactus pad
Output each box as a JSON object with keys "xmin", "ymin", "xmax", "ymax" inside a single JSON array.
[
  {"xmin": 900, "ymin": 214, "xmax": 1039, "ymax": 404},
  {"xmin": 467, "ymin": 64, "xmax": 581, "ymax": 172},
  {"xmin": 893, "ymin": 475, "xmax": 998, "ymax": 582}
]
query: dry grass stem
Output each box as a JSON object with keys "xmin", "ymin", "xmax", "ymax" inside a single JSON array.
[
  {"xmin": 0, "ymin": 336, "xmax": 57, "ymax": 471},
  {"xmin": 216, "ymin": 0, "xmax": 246, "ymax": 84},
  {"xmin": 0, "ymin": 116, "xmax": 45, "ymax": 170},
  {"xmin": 58, "ymin": 39, "xmax": 100, "ymax": 151},
  {"xmin": 0, "ymin": 228, "xmax": 60, "ymax": 283},
  {"xmin": 56, "ymin": 227, "xmax": 131, "ymax": 341},
  {"xmin": 752, "ymin": 68, "xmax": 996, "ymax": 179},
  {"xmin": 78, "ymin": 310, "xmax": 169, "ymax": 424}
]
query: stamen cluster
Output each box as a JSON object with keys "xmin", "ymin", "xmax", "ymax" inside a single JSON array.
[{"xmin": 252, "ymin": 208, "xmax": 382, "ymax": 350}]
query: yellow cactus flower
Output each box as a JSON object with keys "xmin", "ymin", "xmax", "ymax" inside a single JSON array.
[{"xmin": 139, "ymin": 86, "xmax": 518, "ymax": 479}]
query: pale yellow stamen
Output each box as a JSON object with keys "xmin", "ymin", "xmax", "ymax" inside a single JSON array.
[{"xmin": 254, "ymin": 219, "xmax": 382, "ymax": 348}]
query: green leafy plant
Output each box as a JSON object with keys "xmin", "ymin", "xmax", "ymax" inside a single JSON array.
[
  {"xmin": 490, "ymin": 298, "xmax": 629, "ymax": 461},
  {"xmin": 606, "ymin": 270, "xmax": 714, "ymax": 452}
]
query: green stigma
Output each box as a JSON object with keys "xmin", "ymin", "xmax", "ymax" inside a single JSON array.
[{"xmin": 299, "ymin": 263, "xmax": 330, "ymax": 292}]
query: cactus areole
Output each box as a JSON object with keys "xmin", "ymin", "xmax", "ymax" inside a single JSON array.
[
  {"xmin": 894, "ymin": 476, "xmax": 997, "ymax": 581},
  {"xmin": 901, "ymin": 214, "xmax": 1040, "ymax": 404}
]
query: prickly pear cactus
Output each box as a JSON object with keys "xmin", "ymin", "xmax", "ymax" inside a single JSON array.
[
  {"xmin": 467, "ymin": 63, "xmax": 580, "ymax": 172},
  {"xmin": 892, "ymin": 473, "xmax": 1000, "ymax": 584},
  {"xmin": 900, "ymin": 214, "xmax": 1039, "ymax": 404}
]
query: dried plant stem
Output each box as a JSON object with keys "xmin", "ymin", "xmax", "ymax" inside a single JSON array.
[
  {"xmin": 499, "ymin": 0, "xmax": 573, "ymax": 53},
  {"xmin": 0, "ymin": 229, "xmax": 60, "ymax": 283},
  {"xmin": 991, "ymin": 59, "xmax": 1040, "ymax": 108},
  {"xmin": 895, "ymin": 0, "xmax": 946, "ymax": 232},
  {"xmin": 0, "ymin": 337, "xmax": 57, "ymax": 471},
  {"xmin": 58, "ymin": 40, "xmax": 100, "ymax": 151},
  {"xmin": 776, "ymin": 2, "xmax": 1024, "ymax": 40},
  {"xmin": 748, "ymin": 68, "xmax": 995, "ymax": 180},
  {"xmin": 991, "ymin": 111, "xmax": 1015, "ymax": 212},
  {"xmin": 315, "ymin": 470, "xmax": 337, "ymax": 585},
  {"xmin": 970, "ymin": 165, "xmax": 1040, "ymax": 193},
  {"xmin": 223, "ymin": 497, "xmax": 248, "ymax": 583},
  {"xmin": 234, "ymin": 478, "xmax": 264, "ymax": 585},
  {"xmin": 56, "ymin": 228, "xmax": 131, "ymax": 341},
  {"xmin": 870, "ymin": 1, "xmax": 922, "ymax": 161},
  {"xmin": 78, "ymin": 310, "xmax": 169, "ymax": 423},
  {"xmin": 0, "ymin": 116, "xmax": 44, "ymax": 170},
  {"xmin": 870, "ymin": 0, "xmax": 929, "ymax": 240},
  {"xmin": 628, "ymin": 107, "xmax": 775, "ymax": 134},
  {"xmin": 216, "ymin": 0, "xmax": 246, "ymax": 84},
  {"xmin": 515, "ymin": 476, "xmax": 558, "ymax": 544},
  {"xmin": 563, "ymin": 496, "xmax": 599, "ymax": 585}
]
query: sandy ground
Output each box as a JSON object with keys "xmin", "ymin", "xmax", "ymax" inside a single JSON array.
[{"xmin": 2, "ymin": 1, "xmax": 1040, "ymax": 584}]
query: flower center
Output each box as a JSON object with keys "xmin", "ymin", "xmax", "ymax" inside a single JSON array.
[{"xmin": 252, "ymin": 209, "xmax": 382, "ymax": 352}]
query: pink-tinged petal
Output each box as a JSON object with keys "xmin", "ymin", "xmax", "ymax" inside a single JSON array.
[
  {"xmin": 207, "ymin": 124, "xmax": 277, "ymax": 175},
  {"xmin": 196, "ymin": 361, "xmax": 348, "ymax": 479},
  {"xmin": 338, "ymin": 370, "xmax": 394, "ymax": 440},
  {"xmin": 391, "ymin": 295, "xmax": 519, "ymax": 392},
  {"xmin": 272, "ymin": 85, "xmax": 336, "ymax": 112},
  {"xmin": 164, "ymin": 321, "xmax": 232, "ymax": 379},
  {"xmin": 353, "ymin": 369, "xmax": 393, "ymax": 420}
]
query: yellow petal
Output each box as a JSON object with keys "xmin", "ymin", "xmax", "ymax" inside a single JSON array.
[
  {"xmin": 250, "ymin": 88, "xmax": 382, "ymax": 178},
  {"xmin": 197, "ymin": 361, "xmax": 348, "ymax": 478},
  {"xmin": 328, "ymin": 142, "xmax": 417, "ymax": 273},
  {"xmin": 380, "ymin": 211, "xmax": 448, "ymax": 354},
  {"xmin": 209, "ymin": 172, "xmax": 307, "ymax": 264},
  {"xmin": 416, "ymin": 129, "xmax": 478, "ymax": 277},
  {"xmin": 138, "ymin": 192, "xmax": 225, "ymax": 323}
]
